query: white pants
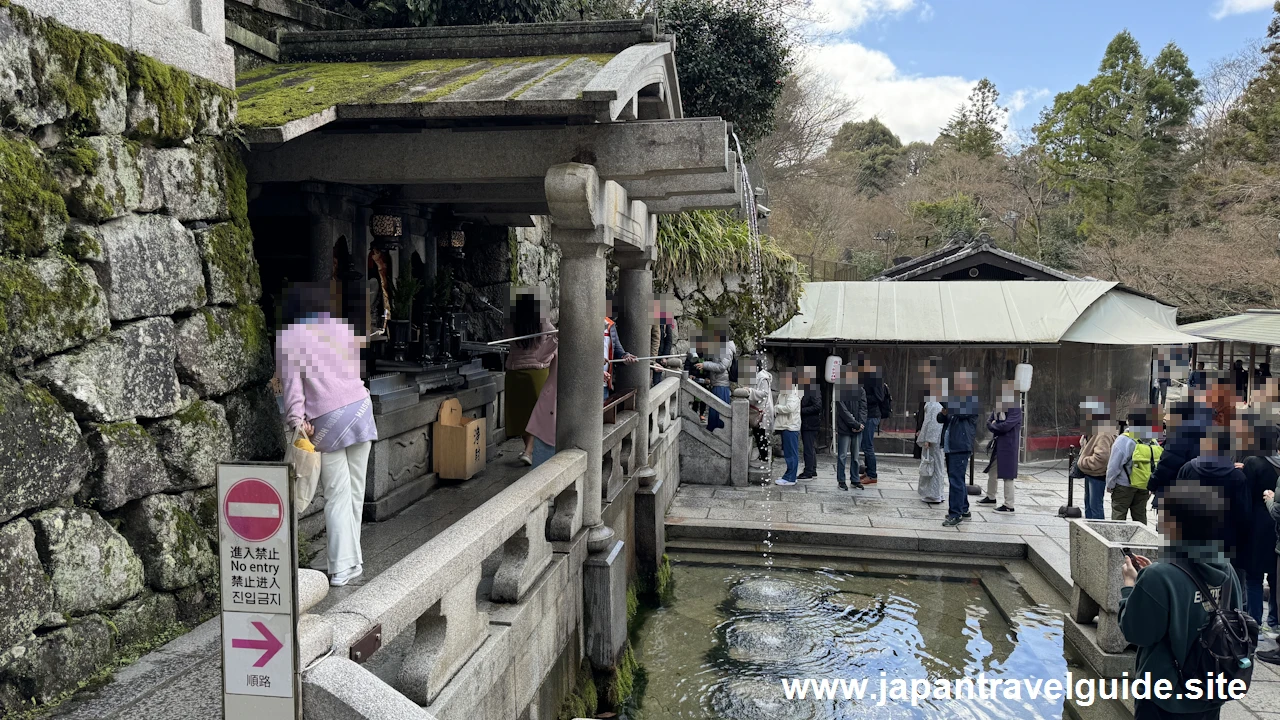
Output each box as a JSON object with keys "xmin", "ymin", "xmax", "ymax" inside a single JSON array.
[
  {"xmin": 985, "ymin": 467, "xmax": 1015, "ymax": 508},
  {"xmin": 320, "ymin": 441, "xmax": 371, "ymax": 575}
]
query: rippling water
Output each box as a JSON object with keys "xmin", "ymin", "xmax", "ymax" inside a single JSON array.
[{"xmin": 632, "ymin": 561, "xmax": 1069, "ymax": 720}]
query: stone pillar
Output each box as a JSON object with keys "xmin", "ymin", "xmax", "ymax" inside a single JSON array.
[
  {"xmin": 547, "ymin": 163, "xmax": 614, "ymax": 550},
  {"xmin": 307, "ymin": 215, "xmax": 334, "ymax": 284},
  {"xmin": 554, "ymin": 234, "xmax": 609, "ymax": 544},
  {"xmin": 614, "ymin": 245, "xmax": 654, "ymax": 457}
]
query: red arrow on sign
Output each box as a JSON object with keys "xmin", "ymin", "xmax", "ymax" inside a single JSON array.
[{"xmin": 232, "ymin": 621, "xmax": 283, "ymax": 667}]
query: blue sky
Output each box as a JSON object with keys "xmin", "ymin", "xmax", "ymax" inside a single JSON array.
[{"xmin": 806, "ymin": 0, "xmax": 1275, "ymax": 143}]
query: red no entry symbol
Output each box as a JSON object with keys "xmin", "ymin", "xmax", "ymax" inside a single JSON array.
[{"xmin": 223, "ymin": 479, "xmax": 284, "ymax": 542}]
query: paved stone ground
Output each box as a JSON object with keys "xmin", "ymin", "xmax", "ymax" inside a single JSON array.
[
  {"xmin": 669, "ymin": 453, "xmax": 1087, "ymax": 587},
  {"xmin": 50, "ymin": 437, "xmax": 532, "ymax": 719}
]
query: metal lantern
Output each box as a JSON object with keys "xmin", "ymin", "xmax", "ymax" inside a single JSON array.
[{"xmin": 370, "ymin": 213, "xmax": 403, "ymax": 251}]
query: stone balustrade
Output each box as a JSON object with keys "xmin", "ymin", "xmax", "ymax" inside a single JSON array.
[
  {"xmin": 646, "ymin": 376, "xmax": 680, "ymax": 456},
  {"xmin": 601, "ymin": 409, "xmax": 639, "ymax": 503},
  {"xmin": 299, "ymin": 449, "xmax": 587, "ymax": 710},
  {"xmin": 677, "ymin": 375, "xmax": 750, "ymax": 486}
]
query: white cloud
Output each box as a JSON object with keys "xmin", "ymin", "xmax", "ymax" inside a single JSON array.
[
  {"xmin": 918, "ymin": 3, "xmax": 935, "ymax": 22},
  {"xmin": 808, "ymin": 42, "xmax": 974, "ymax": 143},
  {"xmin": 811, "ymin": 0, "xmax": 917, "ymax": 33},
  {"xmin": 1006, "ymin": 88, "xmax": 1050, "ymax": 114},
  {"xmin": 1212, "ymin": 0, "xmax": 1273, "ymax": 19}
]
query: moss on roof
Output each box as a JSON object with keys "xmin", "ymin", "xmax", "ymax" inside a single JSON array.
[{"xmin": 236, "ymin": 54, "xmax": 615, "ymax": 129}]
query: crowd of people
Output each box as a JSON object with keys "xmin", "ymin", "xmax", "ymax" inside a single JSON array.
[
  {"xmin": 273, "ymin": 277, "xmax": 1278, "ymax": 715},
  {"xmin": 1074, "ymin": 371, "xmax": 1280, "ymax": 659}
]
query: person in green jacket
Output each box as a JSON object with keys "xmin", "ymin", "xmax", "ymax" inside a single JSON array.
[{"xmin": 1120, "ymin": 480, "xmax": 1246, "ymax": 719}]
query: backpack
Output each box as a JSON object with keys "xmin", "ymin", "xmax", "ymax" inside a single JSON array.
[
  {"xmin": 729, "ymin": 354, "xmax": 739, "ymax": 383},
  {"xmin": 882, "ymin": 385, "xmax": 893, "ymax": 418},
  {"xmin": 1128, "ymin": 437, "xmax": 1163, "ymax": 490},
  {"xmin": 1168, "ymin": 560, "xmax": 1258, "ymax": 701}
]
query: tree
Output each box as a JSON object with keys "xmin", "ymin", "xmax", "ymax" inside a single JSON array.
[
  {"xmin": 1034, "ymin": 31, "xmax": 1200, "ymax": 228},
  {"xmin": 754, "ymin": 62, "xmax": 855, "ymax": 183},
  {"xmin": 660, "ymin": 0, "xmax": 792, "ymax": 152},
  {"xmin": 825, "ymin": 117, "xmax": 903, "ymax": 194},
  {"xmin": 1228, "ymin": 2, "xmax": 1280, "ymax": 161},
  {"xmin": 911, "ymin": 194, "xmax": 982, "ymax": 243},
  {"xmin": 938, "ymin": 78, "xmax": 1004, "ymax": 158}
]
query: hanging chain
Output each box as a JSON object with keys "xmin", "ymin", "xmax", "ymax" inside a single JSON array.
[{"xmin": 732, "ymin": 132, "xmax": 767, "ymax": 359}]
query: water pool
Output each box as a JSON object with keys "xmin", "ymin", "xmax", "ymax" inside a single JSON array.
[{"xmin": 632, "ymin": 554, "xmax": 1073, "ymax": 720}]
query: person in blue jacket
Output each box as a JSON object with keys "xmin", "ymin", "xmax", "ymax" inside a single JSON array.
[{"xmin": 939, "ymin": 370, "xmax": 980, "ymax": 527}]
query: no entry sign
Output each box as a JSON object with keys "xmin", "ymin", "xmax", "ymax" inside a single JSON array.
[
  {"xmin": 223, "ymin": 478, "xmax": 284, "ymax": 542},
  {"xmin": 217, "ymin": 464, "xmax": 299, "ymax": 719}
]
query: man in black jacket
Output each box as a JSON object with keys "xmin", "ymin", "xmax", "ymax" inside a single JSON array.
[
  {"xmin": 860, "ymin": 356, "xmax": 892, "ymax": 485},
  {"xmin": 799, "ymin": 366, "xmax": 821, "ymax": 479},
  {"xmin": 836, "ymin": 364, "xmax": 868, "ymax": 490}
]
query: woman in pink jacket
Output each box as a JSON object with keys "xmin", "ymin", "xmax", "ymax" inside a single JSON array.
[
  {"xmin": 505, "ymin": 289, "xmax": 557, "ymax": 466},
  {"xmin": 276, "ymin": 283, "xmax": 377, "ymax": 586}
]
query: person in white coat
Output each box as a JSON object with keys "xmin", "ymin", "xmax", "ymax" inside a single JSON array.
[
  {"xmin": 917, "ymin": 374, "xmax": 946, "ymax": 504},
  {"xmin": 773, "ymin": 369, "xmax": 802, "ymax": 486},
  {"xmin": 747, "ymin": 359, "xmax": 775, "ymax": 470}
]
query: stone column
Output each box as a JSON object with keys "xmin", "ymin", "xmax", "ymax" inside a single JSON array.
[
  {"xmin": 554, "ymin": 232, "xmax": 611, "ymax": 547},
  {"xmin": 614, "ymin": 244, "xmax": 654, "ymax": 458}
]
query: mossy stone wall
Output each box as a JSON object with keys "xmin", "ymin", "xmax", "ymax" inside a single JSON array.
[{"xmin": 0, "ymin": 4, "xmax": 281, "ymax": 714}]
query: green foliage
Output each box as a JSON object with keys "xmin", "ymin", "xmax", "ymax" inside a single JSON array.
[
  {"xmin": 0, "ymin": 254, "xmax": 102, "ymax": 353},
  {"xmin": 29, "ymin": 14, "xmax": 128, "ymax": 136},
  {"xmin": 655, "ymin": 210, "xmax": 803, "ymax": 345},
  {"xmin": 390, "ymin": 262, "xmax": 422, "ymax": 320},
  {"xmin": 0, "ymin": 131, "xmax": 69, "ymax": 257},
  {"xmin": 911, "ymin": 194, "xmax": 982, "ymax": 242},
  {"xmin": 600, "ymin": 640, "xmax": 645, "ymax": 712},
  {"xmin": 660, "ymin": 0, "xmax": 791, "ymax": 152},
  {"xmin": 1227, "ymin": 2, "xmax": 1280, "ymax": 161},
  {"xmin": 556, "ymin": 659, "xmax": 598, "ymax": 720},
  {"xmin": 938, "ymin": 78, "xmax": 1004, "ymax": 159},
  {"xmin": 826, "ymin": 118, "xmax": 904, "ymax": 194},
  {"xmin": 1034, "ymin": 31, "xmax": 1200, "ymax": 230},
  {"xmin": 237, "ymin": 57, "xmax": 617, "ymax": 129},
  {"xmin": 355, "ymin": 0, "xmax": 566, "ymax": 27}
]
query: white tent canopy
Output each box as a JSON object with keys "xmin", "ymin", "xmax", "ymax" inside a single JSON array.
[{"xmin": 768, "ymin": 281, "xmax": 1204, "ymax": 345}]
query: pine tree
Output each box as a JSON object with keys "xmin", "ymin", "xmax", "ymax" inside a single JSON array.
[
  {"xmin": 939, "ymin": 79, "xmax": 1004, "ymax": 158},
  {"xmin": 1228, "ymin": 1, "xmax": 1280, "ymax": 161},
  {"xmin": 1034, "ymin": 31, "xmax": 1200, "ymax": 229}
]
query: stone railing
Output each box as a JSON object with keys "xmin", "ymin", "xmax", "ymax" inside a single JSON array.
[
  {"xmin": 601, "ymin": 406, "xmax": 640, "ymax": 502},
  {"xmin": 647, "ymin": 376, "xmax": 680, "ymax": 455},
  {"xmin": 677, "ymin": 374, "xmax": 749, "ymax": 485},
  {"xmin": 299, "ymin": 449, "xmax": 587, "ymax": 712}
]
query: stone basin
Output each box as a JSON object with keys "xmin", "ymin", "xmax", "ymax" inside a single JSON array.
[
  {"xmin": 1068, "ymin": 519, "xmax": 1162, "ymax": 654},
  {"xmin": 1069, "ymin": 519, "xmax": 1161, "ymax": 611}
]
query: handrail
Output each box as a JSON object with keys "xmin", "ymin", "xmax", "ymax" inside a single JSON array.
[
  {"xmin": 301, "ymin": 449, "xmax": 588, "ymax": 705},
  {"xmin": 681, "ymin": 376, "xmax": 731, "ymax": 416}
]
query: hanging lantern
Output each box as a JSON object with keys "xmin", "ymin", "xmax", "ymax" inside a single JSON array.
[{"xmin": 370, "ymin": 212, "xmax": 403, "ymax": 251}]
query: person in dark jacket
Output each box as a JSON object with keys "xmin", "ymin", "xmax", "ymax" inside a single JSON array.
[
  {"xmin": 859, "ymin": 356, "xmax": 892, "ymax": 485},
  {"xmin": 835, "ymin": 364, "xmax": 867, "ymax": 491},
  {"xmin": 979, "ymin": 381, "xmax": 1022, "ymax": 512},
  {"xmin": 1189, "ymin": 362, "xmax": 1206, "ymax": 391},
  {"xmin": 799, "ymin": 366, "xmax": 821, "ymax": 479},
  {"xmin": 1119, "ymin": 480, "xmax": 1247, "ymax": 719},
  {"xmin": 939, "ymin": 370, "xmax": 980, "ymax": 527},
  {"xmin": 1150, "ymin": 398, "xmax": 1212, "ymax": 499},
  {"xmin": 1176, "ymin": 426, "xmax": 1253, "ymax": 579},
  {"xmin": 1234, "ymin": 359, "xmax": 1249, "ymax": 399},
  {"xmin": 1240, "ymin": 422, "xmax": 1279, "ymax": 628}
]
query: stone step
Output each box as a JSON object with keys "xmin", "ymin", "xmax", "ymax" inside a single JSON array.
[{"xmin": 665, "ymin": 516, "xmax": 1026, "ymax": 558}]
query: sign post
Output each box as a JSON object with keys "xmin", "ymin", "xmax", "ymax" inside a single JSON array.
[{"xmin": 217, "ymin": 463, "xmax": 300, "ymax": 719}]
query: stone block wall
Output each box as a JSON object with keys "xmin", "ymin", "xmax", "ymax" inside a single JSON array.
[{"xmin": 0, "ymin": 3, "xmax": 282, "ymax": 711}]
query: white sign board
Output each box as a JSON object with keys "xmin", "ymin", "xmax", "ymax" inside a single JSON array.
[{"xmin": 218, "ymin": 464, "xmax": 300, "ymax": 719}]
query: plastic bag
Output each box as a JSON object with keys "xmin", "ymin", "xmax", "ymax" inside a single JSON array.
[{"xmin": 285, "ymin": 426, "xmax": 321, "ymax": 514}]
